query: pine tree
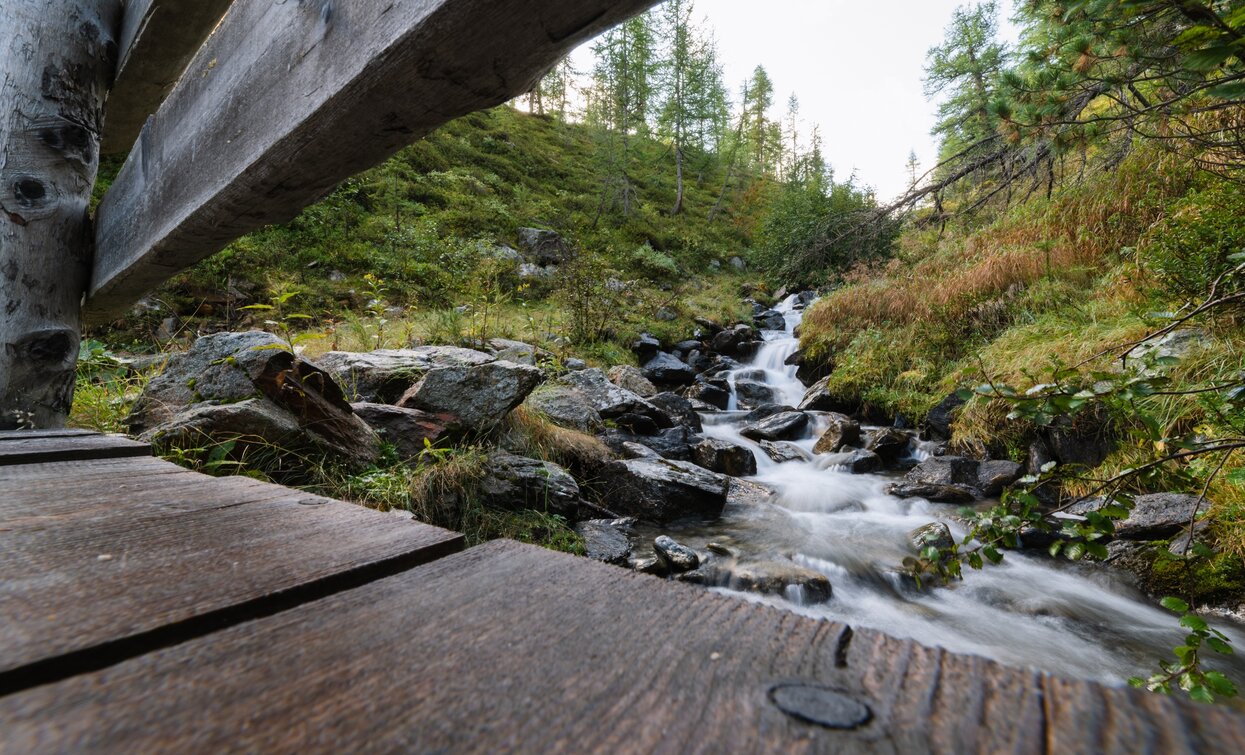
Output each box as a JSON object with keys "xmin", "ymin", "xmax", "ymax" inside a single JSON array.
[
  {"xmin": 588, "ymin": 12, "xmax": 658, "ymax": 216},
  {"xmin": 924, "ymin": 1, "xmax": 1008, "ymax": 159}
]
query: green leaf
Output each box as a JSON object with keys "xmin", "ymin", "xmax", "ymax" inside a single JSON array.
[
  {"xmin": 1161, "ymin": 596, "xmax": 1190, "ymax": 613},
  {"xmin": 1180, "ymin": 614, "xmax": 1210, "ymax": 632},
  {"xmin": 1188, "ymin": 685, "xmax": 1215, "ymax": 704},
  {"xmin": 1206, "ymin": 81, "xmax": 1245, "ymax": 100},
  {"xmin": 1203, "ymin": 671, "xmax": 1238, "ymax": 697},
  {"xmin": 1206, "ymin": 636, "xmax": 1234, "ymax": 656},
  {"xmin": 955, "ymin": 388, "xmax": 975, "ymax": 401}
]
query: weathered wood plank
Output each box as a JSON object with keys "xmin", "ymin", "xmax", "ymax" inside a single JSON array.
[
  {"xmin": 0, "ymin": 428, "xmax": 98, "ymax": 440},
  {"xmin": 0, "ymin": 432, "xmax": 150, "ymax": 465},
  {"xmin": 3, "ymin": 540, "xmax": 1241, "ymax": 752},
  {"xmin": 102, "ymin": 0, "xmax": 235, "ymax": 154},
  {"xmin": 0, "ymin": 1, "xmax": 123, "ymax": 427},
  {"xmin": 86, "ymin": 0, "xmax": 660, "ymax": 322},
  {"xmin": 0, "ymin": 454, "xmax": 462, "ymax": 691}
]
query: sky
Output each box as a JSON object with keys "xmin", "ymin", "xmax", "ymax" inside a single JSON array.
[{"xmin": 571, "ymin": 0, "xmax": 1019, "ymax": 201}]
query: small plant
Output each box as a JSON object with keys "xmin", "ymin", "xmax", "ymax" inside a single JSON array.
[
  {"xmin": 241, "ymin": 289, "xmax": 319, "ymax": 353},
  {"xmin": 1129, "ymin": 597, "xmax": 1238, "ymax": 703}
]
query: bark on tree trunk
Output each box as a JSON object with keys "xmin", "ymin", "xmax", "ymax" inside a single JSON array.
[
  {"xmin": 671, "ymin": 145, "xmax": 684, "ymax": 216},
  {"xmin": 0, "ymin": 0, "xmax": 121, "ymax": 429}
]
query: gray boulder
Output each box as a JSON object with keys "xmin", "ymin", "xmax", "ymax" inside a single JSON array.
[
  {"xmin": 600, "ymin": 426, "xmax": 698, "ymax": 461},
  {"xmin": 754, "ymin": 309, "xmax": 786, "ymax": 331},
  {"xmin": 479, "ymin": 452, "xmax": 582, "ymax": 519},
  {"xmin": 741, "ymin": 411, "xmax": 809, "ymax": 441},
  {"xmin": 908, "ymin": 522, "xmax": 955, "ymax": 553},
  {"xmin": 317, "ymin": 346, "xmax": 494, "ymax": 403},
  {"xmin": 599, "ymin": 458, "xmax": 730, "ymax": 522},
  {"xmin": 485, "ymin": 338, "xmax": 552, "ymax": 366},
  {"xmin": 797, "ymin": 376, "xmax": 856, "ymax": 414},
  {"xmin": 734, "ymin": 379, "xmax": 777, "ymax": 409},
  {"xmin": 351, "ymin": 403, "xmax": 457, "ymax": 461},
  {"xmin": 654, "ymin": 535, "xmax": 700, "ymax": 573},
  {"xmin": 648, "ymin": 392, "xmax": 703, "ymax": 432},
  {"xmin": 575, "ymin": 519, "xmax": 634, "ymax": 566},
  {"xmin": 522, "ymin": 386, "xmax": 603, "ymax": 433},
  {"xmin": 977, "ymin": 460, "xmax": 1024, "ymax": 497},
  {"xmin": 642, "ymin": 352, "xmax": 696, "ymax": 386},
  {"xmin": 397, "ymin": 360, "xmax": 543, "ymax": 433},
  {"xmin": 865, "ymin": 427, "xmax": 911, "ymax": 464},
  {"xmin": 607, "ymin": 365, "xmax": 658, "ymax": 397},
  {"xmin": 904, "ymin": 456, "xmax": 980, "ymax": 487},
  {"xmin": 724, "ymin": 560, "xmax": 832, "ymax": 604},
  {"xmin": 685, "ymin": 380, "xmax": 730, "ymax": 410},
  {"xmin": 1067, "ymin": 493, "xmax": 1209, "ymax": 540},
  {"xmin": 759, "ymin": 440, "xmax": 812, "ymax": 464},
  {"xmin": 925, "ymin": 393, "xmax": 966, "ymax": 440},
  {"xmin": 728, "ymin": 256, "xmax": 747, "ymax": 272},
  {"xmin": 693, "ymin": 438, "xmax": 758, "ymax": 477},
  {"xmin": 516, "ymin": 227, "xmax": 572, "ymax": 265},
  {"xmin": 812, "ymin": 412, "xmax": 860, "ymax": 454},
  {"xmin": 621, "ymin": 441, "xmax": 662, "ymax": 459},
  {"xmin": 818, "ymin": 449, "xmax": 882, "ymax": 474},
  {"xmin": 886, "ymin": 482, "xmax": 979, "ymax": 504},
  {"xmin": 558, "ymin": 369, "xmax": 658, "ymax": 419}
]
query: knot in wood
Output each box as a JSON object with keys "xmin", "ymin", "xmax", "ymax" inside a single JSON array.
[{"xmin": 768, "ymin": 683, "xmax": 872, "ymax": 730}]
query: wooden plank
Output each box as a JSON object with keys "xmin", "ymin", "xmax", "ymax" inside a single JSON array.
[
  {"xmin": 3, "ymin": 540, "xmax": 1241, "ymax": 752},
  {"xmin": 0, "ymin": 428, "xmax": 98, "ymax": 440},
  {"xmin": 0, "ymin": 432, "xmax": 150, "ymax": 465},
  {"xmin": 0, "ymin": 455, "xmax": 462, "ymax": 692},
  {"xmin": 102, "ymin": 0, "xmax": 235, "ymax": 154},
  {"xmin": 86, "ymin": 0, "xmax": 660, "ymax": 322}
]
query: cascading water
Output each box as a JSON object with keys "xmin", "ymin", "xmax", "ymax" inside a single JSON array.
[{"xmin": 647, "ymin": 294, "xmax": 1245, "ymax": 685}]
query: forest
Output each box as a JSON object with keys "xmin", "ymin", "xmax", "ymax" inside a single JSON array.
[{"xmin": 73, "ymin": 0, "xmax": 1245, "ymax": 703}]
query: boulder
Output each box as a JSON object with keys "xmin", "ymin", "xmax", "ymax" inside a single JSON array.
[
  {"xmin": 607, "ymin": 365, "xmax": 658, "ymax": 397},
  {"xmin": 1046, "ymin": 411, "xmax": 1113, "ymax": 469},
  {"xmin": 564, "ymin": 358, "xmax": 588, "ymax": 371},
  {"xmin": 725, "ymin": 560, "xmax": 832, "ymax": 604},
  {"xmin": 1066, "ymin": 493, "xmax": 1209, "ymax": 540},
  {"xmin": 129, "ymin": 332, "xmax": 379, "ymax": 467},
  {"xmin": 479, "ymin": 452, "xmax": 582, "ymax": 519},
  {"xmin": 977, "ymin": 460, "xmax": 1024, "ymax": 497},
  {"xmin": 784, "ymin": 349, "xmax": 833, "ymax": 385},
  {"xmin": 575, "ymin": 519, "xmax": 634, "ymax": 566},
  {"xmin": 685, "ymin": 380, "xmax": 730, "ymax": 410},
  {"xmin": 614, "ymin": 413, "xmax": 660, "ymax": 436},
  {"xmin": 754, "ymin": 309, "xmax": 786, "ymax": 331},
  {"xmin": 317, "ymin": 346, "xmax": 494, "ymax": 403},
  {"xmin": 621, "ymin": 441, "xmax": 661, "ymax": 459},
  {"xmin": 741, "ymin": 403, "xmax": 797, "ymax": 423},
  {"xmin": 632, "ymin": 334, "xmax": 662, "ymax": 362},
  {"xmin": 741, "ymin": 411, "xmax": 809, "ymax": 442},
  {"xmin": 886, "ymin": 482, "xmax": 979, "ymax": 504},
  {"xmin": 693, "ymin": 438, "xmax": 758, "ymax": 477},
  {"xmin": 654, "ymin": 535, "xmax": 700, "ymax": 573},
  {"xmin": 812, "ymin": 413, "xmax": 860, "ymax": 454},
  {"xmin": 797, "ymin": 376, "xmax": 856, "ymax": 414},
  {"xmin": 728, "ymin": 256, "xmax": 747, "ymax": 272},
  {"xmin": 924, "ymin": 393, "xmax": 966, "ymax": 440},
  {"xmin": 865, "ymin": 427, "xmax": 911, "ymax": 464},
  {"xmin": 516, "ymin": 227, "xmax": 572, "ymax": 265},
  {"xmin": 734, "ymin": 379, "xmax": 777, "ymax": 409},
  {"xmin": 600, "ymin": 426, "xmax": 698, "ymax": 461},
  {"xmin": 485, "ymin": 338, "xmax": 552, "ymax": 366},
  {"xmin": 759, "ymin": 440, "xmax": 812, "ymax": 464},
  {"xmin": 522, "ymin": 386, "xmax": 603, "ymax": 433},
  {"xmin": 351, "ymin": 403, "xmax": 457, "ymax": 461},
  {"xmin": 903, "ymin": 456, "xmax": 980, "ymax": 487},
  {"xmin": 708, "ymin": 325, "xmax": 757, "ymax": 357},
  {"xmin": 908, "ymin": 522, "xmax": 955, "ymax": 553},
  {"xmin": 641, "ymin": 352, "xmax": 696, "ymax": 386},
  {"xmin": 558, "ymin": 369, "xmax": 658, "ymax": 419},
  {"xmin": 648, "ymin": 392, "xmax": 703, "ymax": 432},
  {"xmin": 818, "ymin": 449, "xmax": 882, "ymax": 474},
  {"xmin": 599, "ymin": 458, "xmax": 731, "ymax": 522},
  {"xmin": 518, "ymin": 262, "xmax": 557, "ymax": 281},
  {"xmin": 397, "ymin": 361, "xmax": 543, "ymax": 433}
]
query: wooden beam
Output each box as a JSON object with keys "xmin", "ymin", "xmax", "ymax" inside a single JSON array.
[
  {"xmin": 102, "ymin": 0, "xmax": 235, "ymax": 155},
  {"xmin": 0, "ymin": 1, "xmax": 123, "ymax": 427},
  {"xmin": 86, "ymin": 0, "xmax": 660, "ymax": 323}
]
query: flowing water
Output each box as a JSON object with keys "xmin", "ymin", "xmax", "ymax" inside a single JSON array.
[{"xmin": 640, "ymin": 294, "xmax": 1245, "ymax": 686}]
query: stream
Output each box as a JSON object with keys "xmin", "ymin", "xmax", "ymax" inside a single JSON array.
[{"xmin": 636, "ymin": 294, "xmax": 1245, "ymax": 686}]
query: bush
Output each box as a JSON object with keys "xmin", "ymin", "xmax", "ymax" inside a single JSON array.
[{"xmin": 1139, "ymin": 181, "xmax": 1245, "ymax": 301}]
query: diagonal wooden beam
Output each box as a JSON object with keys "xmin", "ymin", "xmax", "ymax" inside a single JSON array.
[
  {"xmin": 102, "ymin": 0, "xmax": 235, "ymax": 155},
  {"xmin": 87, "ymin": 0, "xmax": 659, "ymax": 323}
]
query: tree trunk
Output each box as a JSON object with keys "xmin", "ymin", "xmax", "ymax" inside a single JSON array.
[
  {"xmin": 671, "ymin": 144, "xmax": 685, "ymax": 216},
  {"xmin": 0, "ymin": 0, "xmax": 121, "ymax": 429}
]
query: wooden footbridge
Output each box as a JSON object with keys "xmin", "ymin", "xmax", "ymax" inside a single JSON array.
[{"xmin": 2, "ymin": 2, "xmax": 1245, "ymax": 751}]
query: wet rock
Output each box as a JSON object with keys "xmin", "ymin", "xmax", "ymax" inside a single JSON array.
[
  {"xmin": 865, "ymin": 427, "xmax": 911, "ymax": 464},
  {"xmin": 558, "ymin": 369, "xmax": 660, "ymax": 419},
  {"xmin": 654, "ymin": 535, "xmax": 700, "ymax": 573},
  {"xmin": 479, "ymin": 452, "xmax": 582, "ymax": 519},
  {"xmin": 734, "ymin": 379, "xmax": 777, "ymax": 409},
  {"xmin": 632, "ymin": 334, "xmax": 662, "ymax": 362},
  {"xmin": 599, "ymin": 458, "xmax": 730, "ymax": 522},
  {"xmin": 693, "ymin": 316, "xmax": 723, "ymax": 335},
  {"xmin": 485, "ymin": 338, "xmax": 552, "ymax": 366},
  {"xmin": 977, "ymin": 460, "xmax": 1024, "ymax": 497},
  {"xmin": 1066, "ymin": 493, "xmax": 1209, "ymax": 540},
  {"xmin": 693, "ymin": 438, "xmax": 758, "ymax": 477},
  {"xmin": 1027, "ymin": 437, "xmax": 1056, "ymax": 476},
  {"xmin": 785, "ymin": 348, "xmax": 833, "ymax": 385},
  {"xmin": 818, "ymin": 449, "xmax": 882, "ymax": 474},
  {"xmin": 614, "ymin": 412, "xmax": 660, "ymax": 436},
  {"xmin": 574, "ymin": 518, "xmax": 634, "ymax": 566},
  {"xmin": 516, "ymin": 227, "xmax": 572, "ymax": 265},
  {"xmin": 642, "ymin": 352, "xmax": 696, "ymax": 386},
  {"xmin": 631, "ymin": 556, "xmax": 668, "ymax": 576},
  {"xmin": 708, "ymin": 324, "xmax": 758, "ymax": 357},
  {"xmin": 759, "ymin": 440, "xmax": 812, "ymax": 464},
  {"xmin": 886, "ymin": 482, "xmax": 979, "ymax": 504},
  {"xmin": 672, "ymin": 339, "xmax": 703, "ymax": 358},
  {"xmin": 648, "ymin": 392, "xmax": 703, "ymax": 433},
  {"xmin": 522, "ymin": 386, "xmax": 603, "ymax": 433},
  {"xmin": 601, "ymin": 426, "xmax": 698, "ymax": 461},
  {"xmin": 812, "ymin": 413, "xmax": 860, "ymax": 454},
  {"xmin": 317, "ymin": 346, "xmax": 494, "ymax": 403},
  {"xmin": 1047, "ymin": 411, "xmax": 1113, "ymax": 469},
  {"xmin": 797, "ymin": 376, "xmax": 857, "ymax": 414},
  {"xmin": 725, "ymin": 560, "xmax": 832, "ymax": 604},
  {"xmin": 397, "ymin": 361, "xmax": 543, "ymax": 434},
  {"xmin": 130, "ymin": 332, "xmax": 380, "ymax": 467},
  {"xmin": 698, "ymin": 356, "xmax": 743, "ymax": 378},
  {"xmin": 903, "ymin": 456, "xmax": 979, "ymax": 487},
  {"xmin": 754, "ymin": 309, "xmax": 786, "ymax": 331},
  {"xmin": 607, "ymin": 365, "xmax": 658, "ymax": 397},
  {"xmin": 351, "ymin": 403, "xmax": 457, "ymax": 461},
  {"xmin": 908, "ymin": 522, "xmax": 954, "ymax": 553},
  {"xmin": 728, "ymin": 477, "xmax": 778, "ymax": 506},
  {"xmin": 924, "ymin": 393, "xmax": 965, "ymax": 440},
  {"xmin": 621, "ymin": 441, "xmax": 661, "ymax": 459},
  {"xmin": 741, "ymin": 403, "xmax": 796, "ymax": 423},
  {"xmin": 741, "ymin": 411, "xmax": 809, "ymax": 442}
]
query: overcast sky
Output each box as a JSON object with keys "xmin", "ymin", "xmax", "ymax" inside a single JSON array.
[{"xmin": 571, "ymin": 0, "xmax": 1019, "ymax": 200}]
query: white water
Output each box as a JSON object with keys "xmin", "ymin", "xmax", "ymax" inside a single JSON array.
[{"xmin": 659, "ymin": 295, "xmax": 1245, "ymax": 685}]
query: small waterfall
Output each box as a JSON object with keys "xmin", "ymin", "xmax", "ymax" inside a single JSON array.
[{"xmin": 657, "ymin": 291, "xmax": 1245, "ymax": 686}]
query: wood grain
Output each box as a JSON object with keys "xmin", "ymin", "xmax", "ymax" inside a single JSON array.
[
  {"xmin": 86, "ymin": 0, "xmax": 660, "ymax": 322},
  {"xmin": 0, "ymin": 454, "xmax": 462, "ymax": 691},
  {"xmin": 102, "ymin": 0, "xmax": 235, "ymax": 154},
  {"xmin": 3, "ymin": 540, "xmax": 1241, "ymax": 753},
  {"xmin": 0, "ymin": 432, "xmax": 150, "ymax": 465}
]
